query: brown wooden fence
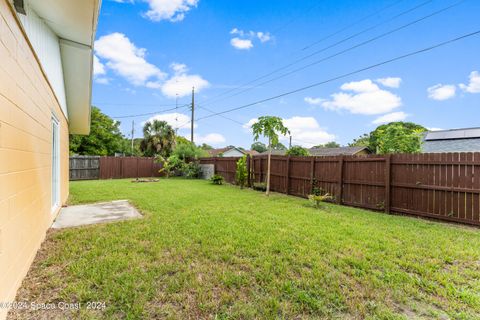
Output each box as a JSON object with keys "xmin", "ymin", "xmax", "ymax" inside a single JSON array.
[
  {"xmin": 70, "ymin": 156, "xmax": 162, "ymax": 180},
  {"xmin": 199, "ymin": 153, "xmax": 480, "ymax": 226}
]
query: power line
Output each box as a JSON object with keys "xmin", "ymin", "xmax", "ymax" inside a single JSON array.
[
  {"xmin": 300, "ymin": 0, "xmax": 406, "ymax": 51},
  {"xmin": 200, "ymin": 0, "xmax": 465, "ymax": 107},
  {"xmin": 96, "ymin": 102, "xmax": 179, "ymax": 107},
  {"xmin": 111, "ymin": 103, "xmax": 191, "ymax": 119},
  {"xmin": 198, "ymin": 0, "xmax": 418, "ymax": 106},
  {"xmin": 195, "ymin": 29, "xmax": 480, "ymax": 122},
  {"xmin": 201, "ymin": 0, "xmax": 460, "ymax": 108}
]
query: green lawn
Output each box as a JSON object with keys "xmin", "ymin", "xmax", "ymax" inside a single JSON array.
[{"xmin": 11, "ymin": 179, "xmax": 480, "ymax": 319}]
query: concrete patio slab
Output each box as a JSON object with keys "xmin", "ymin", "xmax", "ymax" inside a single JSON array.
[{"xmin": 52, "ymin": 200, "xmax": 142, "ymax": 229}]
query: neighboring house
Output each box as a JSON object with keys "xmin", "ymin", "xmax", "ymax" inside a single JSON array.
[
  {"xmin": 422, "ymin": 128, "xmax": 480, "ymax": 153},
  {"xmin": 259, "ymin": 146, "xmax": 370, "ymax": 156},
  {"xmin": 309, "ymin": 146, "xmax": 371, "ymax": 156},
  {"xmin": 0, "ymin": 1, "xmax": 100, "ymax": 317},
  {"xmin": 207, "ymin": 147, "xmax": 257, "ymax": 157}
]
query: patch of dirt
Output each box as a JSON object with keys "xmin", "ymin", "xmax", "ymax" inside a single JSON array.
[{"xmin": 7, "ymin": 230, "xmax": 81, "ymax": 320}]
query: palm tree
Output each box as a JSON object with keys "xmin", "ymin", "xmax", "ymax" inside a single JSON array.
[
  {"xmin": 251, "ymin": 116, "xmax": 289, "ymax": 196},
  {"xmin": 140, "ymin": 120, "xmax": 176, "ymax": 157}
]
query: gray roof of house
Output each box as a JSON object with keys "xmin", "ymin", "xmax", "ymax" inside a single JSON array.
[
  {"xmin": 259, "ymin": 149, "xmax": 287, "ymax": 156},
  {"xmin": 424, "ymin": 127, "xmax": 480, "ymax": 141},
  {"xmin": 309, "ymin": 146, "xmax": 369, "ymax": 156},
  {"xmin": 422, "ymin": 139, "xmax": 480, "ymax": 153}
]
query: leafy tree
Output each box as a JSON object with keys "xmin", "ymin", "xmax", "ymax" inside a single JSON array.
[
  {"xmin": 69, "ymin": 106, "xmax": 125, "ymax": 156},
  {"xmin": 373, "ymin": 122, "xmax": 426, "ymax": 154},
  {"xmin": 286, "ymin": 145, "xmax": 310, "ymax": 156},
  {"xmin": 272, "ymin": 142, "xmax": 287, "ymax": 150},
  {"xmin": 140, "ymin": 120, "xmax": 176, "ymax": 157},
  {"xmin": 251, "ymin": 141, "xmax": 267, "ymax": 153},
  {"xmin": 199, "ymin": 143, "xmax": 213, "ymax": 150},
  {"xmin": 173, "ymin": 138, "xmax": 208, "ymax": 160},
  {"xmin": 251, "ymin": 116, "xmax": 290, "ymax": 196},
  {"xmin": 235, "ymin": 155, "xmax": 248, "ymax": 189},
  {"xmin": 314, "ymin": 141, "xmax": 340, "ymax": 148},
  {"xmin": 348, "ymin": 122, "xmax": 426, "ymax": 154},
  {"xmin": 348, "ymin": 134, "xmax": 371, "ymax": 148},
  {"xmin": 369, "ymin": 122, "xmax": 426, "ymax": 154}
]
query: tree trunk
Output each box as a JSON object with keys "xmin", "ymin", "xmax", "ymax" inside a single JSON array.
[{"xmin": 266, "ymin": 141, "xmax": 271, "ymax": 196}]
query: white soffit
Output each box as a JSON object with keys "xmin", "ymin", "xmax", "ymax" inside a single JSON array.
[
  {"xmin": 60, "ymin": 40, "xmax": 92, "ymax": 135},
  {"xmin": 28, "ymin": 0, "xmax": 101, "ymax": 134}
]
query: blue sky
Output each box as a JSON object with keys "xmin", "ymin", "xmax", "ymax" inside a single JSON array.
[{"xmin": 92, "ymin": 0, "xmax": 480, "ymax": 148}]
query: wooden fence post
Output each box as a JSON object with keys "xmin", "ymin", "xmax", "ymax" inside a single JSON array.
[
  {"xmin": 385, "ymin": 154, "xmax": 391, "ymax": 214},
  {"xmin": 246, "ymin": 155, "xmax": 251, "ymax": 187},
  {"xmin": 260, "ymin": 156, "xmax": 263, "ymax": 183},
  {"xmin": 213, "ymin": 157, "xmax": 217, "ymax": 174},
  {"xmin": 309, "ymin": 157, "xmax": 315, "ymax": 196},
  {"xmin": 338, "ymin": 156, "xmax": 344, "ymax": 204},
  {"xmin": 286, "ymin": 156, "xmax": 290, "ymax": 194}
]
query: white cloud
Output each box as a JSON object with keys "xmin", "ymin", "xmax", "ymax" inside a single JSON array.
[
  {"xmin": 256, "ymin": 32, "xmax": 271, "ymax": 43},
  {"xmin": 94, "ymin": 32, "xmax": 166, "ymax": 86},
  {"xmin": 321, "ymin": 79, "xmax": 402, "ymax": 115},
  {"xmin": 161, "ymin": 63, "xmax": 209, "ymax": 98},
  {"xmin": 376, "ymin": 77, "xmax": 401, "ymax": 88},
  {"xmin": 459, "ymin": 71, "xmax": 480, "ymax": 93},
  {"xmin": 95, "ymin": 77, "xmax": 110, "ymax": 85},
  {"xmin": 143, "ymin": 0, "xmax": 199, "ymax": 22},
  {"xmin": 230, "ymin": 28, "xmax": 272, "ymax": 50},
  {"xmin": 372, "ymin": 111, "xmax": 408, "ymax": 125},
  {"xmin": 427, "ymin": 127, "xmax": 444, "ymax": 131},
  {"xmin": 170, "ymin": 62, "xmax": 188, "ymax": 74},
  {"xmin": 230, "ymin": 37, "xmax": 253, "ymax": 50},
  {"xmin": 194, "ymin": 133, "xmax": 226, "ymax": 146},
  {"xmin": 244, "ymin": 116, "xmax": 335, "ymax": 148},
  {"xmin": 145, "ymin": 112, "xmax": 194, "ymax": 130},
  {"xmin": 304, "ymin": 97, "xmax": 325, "ymax": 105},
  {"xmin": 427, "ymin": 84, "xmax": 456, "ymax": 101},
  {"xmin": 93, "ymin": 55, "xmax": 106, "ymax": 76}
]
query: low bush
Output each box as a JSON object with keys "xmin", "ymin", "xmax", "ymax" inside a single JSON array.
[
  {"xmin": 183, "ymin": 161, "xmax": 202, "ymax": 178},
  {"xmin": 253, "ymin": 182, "xmax": 267, "ymax": 191},
  {"xmin": 235, "ymin": 155, "xmax": 248, "ymax": 189},
  {"xmin": 308, "ymin": 193, "xmax": 334, "ymax": 209},
  {"xmin": 210, "ymin": 174, "xmax": 224, "ymax": 185}
]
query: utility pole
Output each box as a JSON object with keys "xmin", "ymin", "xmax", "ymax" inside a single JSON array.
[
  {"xmin": 131, "ymin": 120, "xmax": 135, "ymax": 156},
  {"xmin": 175, "ymin": 93, "xmax": 179, "ymax": 134},
  {"xmin": 289, "ymin": 135, "xmax": 292, "ymax": 148},
  {"xmin": 190, "ymin": 86, "xmax": 195, "ymax": 143}
]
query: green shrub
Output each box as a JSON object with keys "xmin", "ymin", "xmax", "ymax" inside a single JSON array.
[
  {"xmin": 286, "ymin": 145, "xmax": 309, "ymax": 156},
  {"xmin": 235, "ymin": 155, "xmax": 248, "ymax": 189},
  {"xmin": 253, "ymin": 182, "xmax": 267, "ymax": 191},
  {"xmin": 308, "ymin": 193, "xmax": 334, "ymax": 209},
  {"xmin": 183, "ymin": 161, "xmax": 201, "ymax": 178},
  {"xmin": 210, "ymin": 174, "xmax": 224, "ymax": 185}
]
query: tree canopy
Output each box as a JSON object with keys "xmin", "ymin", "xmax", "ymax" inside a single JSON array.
[
  {"xmin": 348, "ymin": 122, "xmax": 426, "ymax": 154},
  {"xmin": 372, "ymin": 122, "xmax": 426, "ymax": 154},
  {"xmin": 140, "ymin": 120, "xmax": 176, "ymax": 157},
  {"xmin": 251, "ymin": 141, "xmax": 267, "ymax": 153},
  {"xmin": 69, "ymin": 106, "xmax": 126, "ymax": 156},
  {"xmin": 314, "ymin": 141, "xmax": 340, "ymax": 148},
  {"xmin": 286, "ymin": 146, "xmax": 310, "ymax": 156}
]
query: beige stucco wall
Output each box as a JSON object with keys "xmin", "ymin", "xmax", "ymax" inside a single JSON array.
[{"xmin": 0, "ymin": 1, "xmax": 69, "ymax": 318}]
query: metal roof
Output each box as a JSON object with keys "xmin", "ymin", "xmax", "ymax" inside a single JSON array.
[{"xmin": 424, "ymin": 128, "xmax": 480, "ymax": 141}]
